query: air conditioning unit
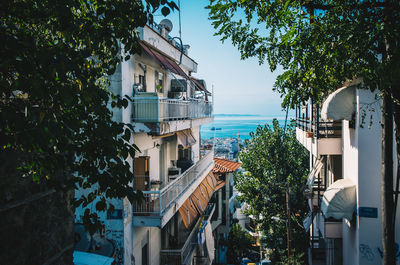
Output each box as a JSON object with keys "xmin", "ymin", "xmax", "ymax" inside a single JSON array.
[
  {"xmin": 168, "ymin": 167, "xmax": 181, "ymax": 182},
  {"xmin": 170, "ymin": 79, "xmax": 187, "ymax": 92}
]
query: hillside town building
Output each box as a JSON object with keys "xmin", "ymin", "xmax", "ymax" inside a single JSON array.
[
  {"xmin": 296, "ymin": 82, "xmax": 400, "ymax": 265},
  {"xmin": 74, "ymin": 20, "xmax": 241, "ymax": 265}
]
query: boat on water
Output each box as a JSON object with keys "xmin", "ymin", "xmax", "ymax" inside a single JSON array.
[{"xmin": 210, "ymin": 127, "xmax": 222, "ymax": 131}]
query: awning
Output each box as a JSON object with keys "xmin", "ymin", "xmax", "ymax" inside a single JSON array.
[
  {"xmin": 190, "ymin": 77, "xmax": 211, "ymax": 96},
  {"xmin": 191, "ymin": 186, "xmax": 209, "ymax": 214},
  {"xmin": 139, "ymin": 41, "xmax": 190, "ymax": 79},
  {"xmin": 202, "ymin": 175, "xmax": 215, "ymax": 199},
  {"xmin": 179, "ymin": 196, "xmax": 200, "ymax": 229},
  {"xmin": 321, "ymin": 179, "xmax": 356, "ymax": 220},
  {"xmin": 179, "ymin": 171, "xmax": 219, "ymax": 228},
  {"xmin": 215, "ymin": 180, "xmax": 226, "ymax": 192},
  {"xmin": 177, "ymin": 129, "xmax": 196, "ymax": 149},
  {"xmin": 205, "ymin": 172, "xmax": 217, "ymax": 189},
  {"xmin": 306, "ymin": 157, "xmax": 325, "ymax": 190},
  {"xmin": 321, "ymin": 85, "xmax": 356, "ymax": 121},
  {"xmin": 303, "ymin": 212, "xmax": 313, "ymax": 232}
]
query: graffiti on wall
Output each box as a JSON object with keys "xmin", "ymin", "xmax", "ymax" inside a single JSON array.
[
  {"xmin": 107, "ymin": 229, "xmax": 124, "ymax": 264},
  {"xmin": 360, "ymin": 244, "xmax": 375, "ymax": 261},
  {"xmin": 361, "ymin": 242, "xmax": 400, "ymax": 262}
]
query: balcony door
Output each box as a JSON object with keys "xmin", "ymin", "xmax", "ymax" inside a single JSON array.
[{"xmin": 141, "ymin": 243, "xmax": 148, "ymax": 265}]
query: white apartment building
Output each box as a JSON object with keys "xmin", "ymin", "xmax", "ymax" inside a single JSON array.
[
  {"xmin": 296, "ymin": 83, "xmax": 400, "ymax": 265},
  {"xmin": 75, "ymin": 21, "xmax": 215, "ymax": 265}
]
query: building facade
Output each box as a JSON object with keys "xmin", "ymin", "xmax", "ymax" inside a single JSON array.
[
  {"xmin": 75, "ymin": 21, "xmax": 215, "ymax": 265},
  {"xmin": 211, "ymin": 158, "xmax": 242, "ymax": 264},
  {"xmin": 296, "ymin": 83, "xmax": 400, "ymax": 265}
]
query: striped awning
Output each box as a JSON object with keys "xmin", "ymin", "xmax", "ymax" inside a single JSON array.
[
  {"xmin": 215, "ymin": 180, "xmax": 226, "ymax": 192},
  {"xmin": 179, "ymin": 171, "xmax": 218, "ymax": 228},
  {"xmin": 179, "ymin": 196, "xmax": 200, "ymax": 229},
  {"xmin": 139, "ymin": 41, "xmax": 190, "ymax": 79}
]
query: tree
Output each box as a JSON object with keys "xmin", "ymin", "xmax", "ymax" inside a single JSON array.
[
  {"xmin": 225, "ymin": 223, "xmax": 254, "ymax": 265},
  {"xmin": 235, "ymin": 119, "xmax": 309, "ymax": 264},
  {"xmin": 0, "ymin": 0, "xmax": 178, "ymax": 232},
  {"xmin": 208, "ymin": 1, "xmax": 400, "ymax": 263}
]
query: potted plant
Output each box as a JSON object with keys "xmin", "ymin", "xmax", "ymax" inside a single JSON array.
[{"xmin": 156, "ymin": 84, "xmax": 162, "ymax": 93}]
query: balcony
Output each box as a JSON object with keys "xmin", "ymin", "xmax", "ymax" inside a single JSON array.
[
  {"xmin": 160, "ymin": 203, "xmax": 215, "ymax": 265},
  {"xmin": 295, "ymin": 104, "xmax": 342, "ymax": 155},
  {"xmin": 133, "ymin": 150, "xmax": 214, "ymax": 227},
  {"xmin": 132, "ymin": 95, "xmax": 213, "ymax": 135}
]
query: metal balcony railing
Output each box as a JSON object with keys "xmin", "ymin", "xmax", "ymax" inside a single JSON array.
[
  {"xmin": 160, "ymin": 203, "xmax": 216, "ymax": 265},
  {"xmin": 132, "ymin": 97, "xmax": 213, "ymax": 122},
  {"xmin": 296, "ymin": 118, "xmax": 342, "ymax": 138},
  {"xmin": 133, "ymin": 150, "xmax": 214, "ymax": 216},
  {"xmin": 160, "ymin": 216, "xmax": 201, "ymax": 265}
]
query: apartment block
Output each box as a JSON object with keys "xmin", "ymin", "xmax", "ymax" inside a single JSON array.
[
  {"xmin": 296, "ymin": 83, "xmax": 400, "ymax": 265},
  {"xmin": 74, "ymin": 20, "xmax": 216, "ymax": 265}
]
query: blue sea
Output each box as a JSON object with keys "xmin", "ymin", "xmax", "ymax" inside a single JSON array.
[{"xmin": 200, "ymin": 114, "xmax": 287, "ymax": 139}]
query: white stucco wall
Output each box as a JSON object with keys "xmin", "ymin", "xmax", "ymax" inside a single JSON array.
[
  {"xmin": 341, "ymin": 88, "xmax": 400, "ymax": 265},
  {"xmin": 356, "ymin": 89, "xmax": 382, "ymax": 265},
  {"xmin": 191, "ymin": 125, "xmax": 200, "ymax": 163},
  {"xmin": 342, "ymin": 117, "xmax": 359, "ymax": 265}
]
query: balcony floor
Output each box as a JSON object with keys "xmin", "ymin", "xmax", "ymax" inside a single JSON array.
[{"xmin": 134, "ymin": 116, "xmax": 213, "ymax": 135}]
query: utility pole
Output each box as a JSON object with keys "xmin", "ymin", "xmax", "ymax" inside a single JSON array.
[{"xmin": 286, "ymin": 183, "xmax": 292, "ymax": 262}]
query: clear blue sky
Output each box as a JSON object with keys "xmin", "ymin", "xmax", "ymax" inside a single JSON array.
[{"xmin": 155, "ymin": 1, "xmax": 286, "ymax": 117}]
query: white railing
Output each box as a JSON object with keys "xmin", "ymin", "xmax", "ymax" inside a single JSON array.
[
  {"xmin": 133, "ymin": 150, "xmax": 214, "ymax": 215},
  {"xmin": 160, "ymin": 203, "xmax": 216, "ymax": 265},
  {"xmin": 132, "ymin": 97, "xmax": 213, "ymax": 122}
]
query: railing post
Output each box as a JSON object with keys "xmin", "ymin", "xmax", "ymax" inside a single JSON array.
[
  {"xmin": 316, "ymin": 104, "xmax": 320, "ymax": 139},
  {"xmin": 159, "ymin": 191, "xmax": 162, "ymax": 215}
]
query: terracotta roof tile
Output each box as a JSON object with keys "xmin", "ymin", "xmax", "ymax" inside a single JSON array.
[{"xmin": 213, "ymin": 158, "xmax": 241, "ymax": 173}]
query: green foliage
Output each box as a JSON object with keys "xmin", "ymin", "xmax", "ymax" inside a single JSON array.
[
  {"xmin": 0, "ymin": 0, "xmax": 177, "ymax": 232},
  {"xmin": 207, "ymin": 0, "xmax": 400, "ymax": 107},
  {"xmin": 226, "ymin": 223, "xmax": 254, "ymax": 264},
  {"xmin": 236, "ymin": 119, "xmax": 309, "ymax": 263}
]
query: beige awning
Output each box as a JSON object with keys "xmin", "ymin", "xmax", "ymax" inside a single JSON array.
[
  {"xmin": 177, "ymin": 129, "xmax": 196, "ymax": 149},
  {"xmin": 321, "ymin": 179, "xmax": 356, "ymax": 220},
  {"xmin": 321, "ymin": 85, "xmax": 356, "ymax": 121}
]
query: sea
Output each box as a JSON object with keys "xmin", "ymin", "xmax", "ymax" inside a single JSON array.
[{"xmin": 200, "ymin": 114, "xmax": 287, "ymax": 140}]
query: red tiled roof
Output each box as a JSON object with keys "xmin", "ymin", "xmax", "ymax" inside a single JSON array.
[{"xmin": 213, "ymin": 158, "xmax": 241, "ymax": 173}]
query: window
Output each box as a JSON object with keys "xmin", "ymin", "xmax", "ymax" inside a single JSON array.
[
  {"xmin": 139, "ymin": 75, "xmax": 146, "ymax": 91},
  {"xmin": 155, "ymin": 70, "xmax": 163, "ymax": 93}
]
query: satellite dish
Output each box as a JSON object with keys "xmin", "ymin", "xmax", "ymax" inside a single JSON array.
[{"xmin": 160, "ymin": 19, "xmax": 173, "ymax": 32}]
